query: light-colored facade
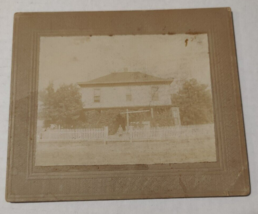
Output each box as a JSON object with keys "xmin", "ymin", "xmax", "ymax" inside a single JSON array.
[
  {"xmin": 77, "ymin": 72, "xmax": 181, "ymax": 127},
  {"xmin": 80, "ymin": 84, "xmax": 172, "ymax": 109}
]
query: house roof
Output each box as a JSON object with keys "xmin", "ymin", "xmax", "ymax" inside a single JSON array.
[{"xmin": 77, "ymin": 72, "xmax": 173, "ymax": 87}]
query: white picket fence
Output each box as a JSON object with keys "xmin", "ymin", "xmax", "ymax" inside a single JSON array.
[
  {"xmin": 39, "ymin": 124, "xmax": 214, "ymax": 142},
  {"xmin": 40, "ymin": 127, "xmax": 108, "ymax": 141},
  {"xmin": 130, "ymin": 124, "xmax": 214, "ymax": 141}
]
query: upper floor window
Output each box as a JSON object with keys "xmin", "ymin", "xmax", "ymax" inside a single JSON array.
[
  {"xmin": 126, "ymin": 87, "xmax": 132, "ymax": 101},
  {"xmin": 94, "ymin": 88, "xmax": 101, "ymax": 103},
  {"xmin": 151, "ymin": 86, "xmax": 159, "ymax": 101}
]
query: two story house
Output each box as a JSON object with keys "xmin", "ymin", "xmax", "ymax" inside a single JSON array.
[{"xmin": 77, "ymin": 72, "xmax": 181, "ymax": 131}]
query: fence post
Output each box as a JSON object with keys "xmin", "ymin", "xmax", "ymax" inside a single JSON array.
[
  {"xmin": 104, "ymin": 126, "xmax": 108, "ymax": 144},
  {"xmin": 129, "ymin": 126, "xmax": 133, "ymax": 143}
]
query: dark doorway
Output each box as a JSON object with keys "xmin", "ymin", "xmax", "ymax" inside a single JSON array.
[{"xmin": 109, "ymin": 113, "xmax": 126, "ymax": 135}]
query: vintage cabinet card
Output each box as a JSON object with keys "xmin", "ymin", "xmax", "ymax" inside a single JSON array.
[{"xmin": 6, "ymin": 8, "xmax": 250, "ymax": 202}]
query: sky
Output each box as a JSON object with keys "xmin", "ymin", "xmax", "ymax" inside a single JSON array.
[{"xmin": 38, "ymin": 34, "xmax": 211, "ymax": 91}]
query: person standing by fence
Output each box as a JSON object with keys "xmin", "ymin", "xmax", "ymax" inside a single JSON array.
[{"xmin": 117, "ymin": 125, "xmax": 124, "ymax": 137}]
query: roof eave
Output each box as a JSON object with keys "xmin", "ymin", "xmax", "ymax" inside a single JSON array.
[{"xmin": 77, "ymin": 80, "xmax": 173, "ymax": 87}]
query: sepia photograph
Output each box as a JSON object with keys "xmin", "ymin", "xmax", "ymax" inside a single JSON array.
[
  {"xmin": 35, "ymin": 34, "xmax": 216, "ymax": 166},
  {"xmin": 2, "ymin": 1, "xmax": 254, "ymax": 209}
]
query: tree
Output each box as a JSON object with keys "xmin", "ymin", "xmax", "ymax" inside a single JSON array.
[
  {"xmin": 39, "ymin": 83, "xmax": 85, "ymax": 128},
  {"xmin": 172, "ymin": 79, "xmax": 214, "ymax": 125}
]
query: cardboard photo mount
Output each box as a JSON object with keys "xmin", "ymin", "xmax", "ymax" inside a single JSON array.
[{"xmin": 6, "ymin": 8, "xmax": 250, "ymax": 202}]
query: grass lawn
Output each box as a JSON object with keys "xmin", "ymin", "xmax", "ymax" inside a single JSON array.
[{"xmin": 35, "ymin": 138, "xmax": 216, "ymax": 166}]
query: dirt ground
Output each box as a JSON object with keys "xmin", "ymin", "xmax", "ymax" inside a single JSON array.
[{"xmin": 35, "ymin": 138, "xmax": 217, "ymax": 166}]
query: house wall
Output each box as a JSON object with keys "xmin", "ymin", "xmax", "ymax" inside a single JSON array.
[{"xmin": 80, "ymin": 84, "xmax": 172, "ymax": 109}]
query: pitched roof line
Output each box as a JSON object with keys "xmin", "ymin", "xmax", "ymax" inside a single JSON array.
[{"xmin": 77, "ymin": 72, "xmax": 173, "ymax": 86}]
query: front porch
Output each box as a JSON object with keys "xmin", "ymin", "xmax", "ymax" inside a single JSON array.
[{"xmin": 82, "ymin": 106, "xmax": 181, "ymax": 135}]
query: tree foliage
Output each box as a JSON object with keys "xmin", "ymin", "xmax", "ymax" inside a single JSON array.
[
  {"xmin": 172, "ymin": 79, "xmax": 214, "ymax": 125},
  {"xmin": 39, "ymin": 83, "xmax": 85, "ymax": 128}
]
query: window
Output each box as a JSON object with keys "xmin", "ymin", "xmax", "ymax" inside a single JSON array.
[
  {"xmin": 94, "ymin": 88, "xmax": 101, "ymax": 103},
  {"xmin": 151, "ymin": 86, "xmax": 159, "ymax": 101},
  {"xmin": 126, "ymin": 87, "xmax": 132, "ymax": 101}
]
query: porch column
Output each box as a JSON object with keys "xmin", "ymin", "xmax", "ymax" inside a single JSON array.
[
  {"xmin": 151, "ymin": 108, "xmax": 154, "ymax": 118},
  {"xmin": 171, "ymin": 107, "xmax": 181, "ymax": 126},
  {"xmin": 126, "ymin": 108, "xmax": 129, "ymax": 129}
]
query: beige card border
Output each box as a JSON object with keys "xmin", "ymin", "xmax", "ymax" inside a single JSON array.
[{"xmin": 6, "ymin": 8, "xmax": 250, "ymax": 202}]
